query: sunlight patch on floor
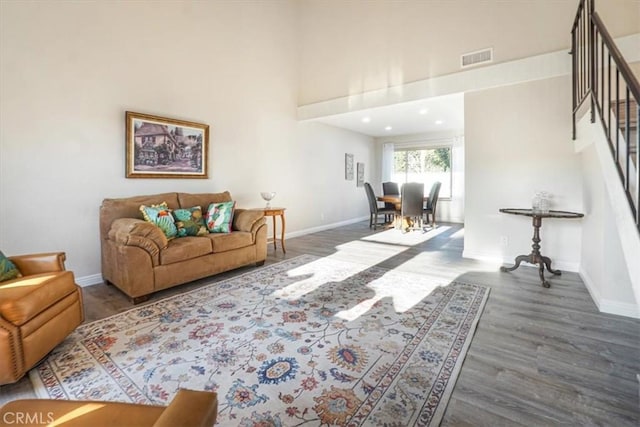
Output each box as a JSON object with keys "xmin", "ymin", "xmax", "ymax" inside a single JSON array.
[
  {"xmin": 361, "ymin": 225, "xmax": 451, "ymax": 246},
  {"xmin": 278, "ymin": 241, "xmax": 408, "ymax": 299},
  {"xmin": 449, "ymin": 228, "xmax": 464, "ymax": 239},
  {"xmin": 334, "ymin": 270, "xmax": 442, "ymax": 320}
]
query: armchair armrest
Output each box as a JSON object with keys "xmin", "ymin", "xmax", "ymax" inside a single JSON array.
[
  {"xmin": 108, "ymin": 218, "xmax": 168, "ymax": 258},
  {"xmin": 9, "ymin": 252, "xmax": 66, "ymax": 276},
  {"xmin": 153, "ymin": 389, "xmax": 218, "ymax": 427},
  {"xmin": 233, "ymin": 209, "xmax": 265, "ymax": 233}
]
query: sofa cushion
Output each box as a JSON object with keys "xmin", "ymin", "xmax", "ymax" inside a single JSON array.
[
  {"xmin": 0, "ymin": 271, "xmax": 77, "ymax": 325},
  {"xmin": 160, "ymin": 237, "xmax": 212, "ymax": 265},
  {"xmin": 206, "ymin": 201, "xmax": 236, "ymax": 233},
  {"xmin": 178, "ymin": 192, "xmax": 232, "ymax": 211},
  {"xmin": 140, "ymin": 202, "xmax": 178, "ymax": 240},
  {"xmin": 0, "ymin": 251, "xmax": 20, "ymax": 282},
  {"xmin": 100, "ymin": 192, "xmax": 179, "ymax": 241},
  {"xmin": 233, "ymin": 209, "xmax": 265, "ymax": 232},
  {"xmin": 173, "ymin": 207, "xmax": 208, "ymax": 237},
  {"xmin": 208, "ymin": 231, "xmax": 253, "ymax": 253}
]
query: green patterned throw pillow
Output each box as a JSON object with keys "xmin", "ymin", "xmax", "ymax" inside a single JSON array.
[
  {"xmin": 0, "ymin": 250, "xmax": 21, "ymax": 282},
  {"xmin": 206, "ymin": 201, "xmax": 236, "ymax": 233},
  {"xmin": 173, "ymin": 206, "xmax": 208, "ymax": 237},
  {"xmin": 140, "ymin": 202, "xmax": 178, "ymax": 240}
]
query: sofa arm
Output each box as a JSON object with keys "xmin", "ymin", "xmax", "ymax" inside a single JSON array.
[
  {"xmin": 153, "ymin": 389, "xmax": 218, "ymax": 427},
  {"xmin": 233, "ymin": 209, "xmax": 265, "ymax": 233},
  {"xmin": 108, "ymin": 218, "xmax": 168, "ymax": 257},
  {"xmin": 9, "ymin": 252, "xmax": 66, "ymax": 276}
]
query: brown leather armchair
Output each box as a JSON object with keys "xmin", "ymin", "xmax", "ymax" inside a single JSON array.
[
  {"xmin": 0, "ymin": 389, "xmax": 218, "ymax": 427},
  {"xmin": 0, "ymin": 252, "xmax": 84, "ymax": 385}
]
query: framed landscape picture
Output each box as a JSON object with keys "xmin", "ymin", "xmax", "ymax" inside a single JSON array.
[{"xmin": 125, "ymin": 111, "xmax": 209, "ymax": 179}]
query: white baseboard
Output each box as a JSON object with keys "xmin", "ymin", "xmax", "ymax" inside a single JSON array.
[
  {"xmin": 579, "ymin": 269, "xmax": 640, "ymax": 319},
  {"xmin": 75, "ymin": 273, "xmax": 103, "ymax": 288}
]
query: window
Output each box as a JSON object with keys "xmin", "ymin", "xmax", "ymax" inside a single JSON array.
[{"xmin": 393, "ymin": 146, "xmax": 452, "ymax": 198}]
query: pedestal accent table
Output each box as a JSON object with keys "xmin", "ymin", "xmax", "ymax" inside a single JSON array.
[{"xmin": 499, "ymin": 208, "xmax": 583, "ymax": 288}]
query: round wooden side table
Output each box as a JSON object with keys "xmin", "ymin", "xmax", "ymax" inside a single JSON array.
[
  {"xmin": 499, "ymin": 208, "xmax": 584, "ymax": 288},
  {"xmin": 250, "ymin": 207, "xmax": 286, "ymax": 253}
]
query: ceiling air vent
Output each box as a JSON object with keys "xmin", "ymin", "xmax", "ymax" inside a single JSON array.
[{"xmin": 460, "ymin": 48, "xmax": 493, "ymax": 68}]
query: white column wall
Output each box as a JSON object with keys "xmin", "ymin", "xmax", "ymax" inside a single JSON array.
[{"xmin": 463, "ymin": 76, "xmax": 584, "ymax": 271}]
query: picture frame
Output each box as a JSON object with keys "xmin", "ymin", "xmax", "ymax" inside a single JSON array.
[
  {"xmin": 357, "ymin": 162, "xmax": 364, "ymax": 187},
  {"xmin": 125, "ymin": 111, "xmax": 209, "ymax": 179},
  {"xmin": 345, "ymin": 153, "xmax": 354, "ymax": 180}
]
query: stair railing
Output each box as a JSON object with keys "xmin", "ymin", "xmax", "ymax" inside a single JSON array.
[{"xmin": 571, "ymin": 0, "xmax": 640, "ymax": 232}]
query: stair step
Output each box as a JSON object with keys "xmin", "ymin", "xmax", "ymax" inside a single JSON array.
[{"xmin": 612, "ymin": 99, "xmax": 638, "ymax": 130}]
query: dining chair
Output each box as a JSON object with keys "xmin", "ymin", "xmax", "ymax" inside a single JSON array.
[
  {"xmin": 382, "ymin": 181, "xmax": 400, "ymax": 222},
  {"xmin": 423, "ymin": 181, "xmax": 442, "ymax": 228},
  {"xmin": 401, "ymin": 182, "xmax": 425, "ymax": 232},
  {"xmin": 364, "ymin": 182, "xmax": 396, "ymax": 230}
]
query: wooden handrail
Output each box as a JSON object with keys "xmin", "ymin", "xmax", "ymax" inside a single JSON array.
[{"xmin": 591, "ymin": 13, "xmax": 640, "ymax": 102}]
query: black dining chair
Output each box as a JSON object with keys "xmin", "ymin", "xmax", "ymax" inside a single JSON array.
[
  {"xmin": 401, "ymin": 182, "xmax": 425, "ymax": 232},
  {"xmin": 423, "ymin": 181, "xmax": 442, "ymax": 228},
  {"xmin": 364, "ymin": 182, "xmax": 396, "ymax": 230},
  {"xmin": 382, "ymin": 181, "xmax": 400, "ymax": 222}
]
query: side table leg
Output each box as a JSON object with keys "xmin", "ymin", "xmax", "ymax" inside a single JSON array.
[
  {"xmin": 539, "ymin": 263, "xmax": 551, "ymax": 288},
  {"xmin": 541, "ymin": 256, "xmax": 561, "ymax": 275},
  {"xmin": 272, "ymin": 215, "xmax": 277, "ymax": 251},
  {"xmin": 500, "ymin": 254, "xmax": 530, "ymax": 272},
  {"xmin": 280, "ymin": 213, "xmax": 286, "ymax": 253}
]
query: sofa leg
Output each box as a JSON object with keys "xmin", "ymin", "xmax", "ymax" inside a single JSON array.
[
  {"xmin": 256, "ymin": 260, "xmax": 265, "ymax": 266},
  {"xmin": 131, "ymin": 295, "xmax": 150, "ymax": 305}
]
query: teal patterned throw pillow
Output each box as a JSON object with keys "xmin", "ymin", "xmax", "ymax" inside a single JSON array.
[
  {"xmin": 0, "ymin": 251, "xmax": 21, "ymax": 282},
  {"xmin": 140, "ymin": 202, "xmax": 178, "ymax": 240},
  {"xmin": 173, "ymin": 206, "xmax": 208, "ymax": 237},
  {"xmin": 206, "ymin": 201, "xmax": 236, "ymax": 233}
]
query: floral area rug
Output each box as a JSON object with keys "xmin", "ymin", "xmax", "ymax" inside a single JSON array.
[{"xmin": 31, "ymin": 254, "xmax": 489, "ymax": 426}]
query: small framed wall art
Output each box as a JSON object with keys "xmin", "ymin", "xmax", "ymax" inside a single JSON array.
[
  {"xmin": 345, "ymin": 153, "xmax": 354, "ymax": 180},
  {"xmin": 125, "ymin": 111, "xmax": 209, "ymax": 179},
  {"xmin": 357, "ymin": 162, "xmax": 364, "ymax": 187}
]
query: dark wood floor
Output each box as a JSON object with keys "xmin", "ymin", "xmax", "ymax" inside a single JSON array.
[{"xmin": 2, "ymin": 221, "xmax": 639, "ymax": 425}]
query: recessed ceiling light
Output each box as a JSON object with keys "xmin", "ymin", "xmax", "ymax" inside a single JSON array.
[
  {"xmin": 435, "ymin": 120, "xmax": 443, "ymax": 125},
  {"xmin": 419, "ymin": 109, "xmax": 428, "ymax": 115},
  {"xmin": 361, "ymin": 117, "xmax": 371, "ymax": 123},
  {"xmin": 385, "ymin": 126, "xmax": 392, "ymax": 131}
]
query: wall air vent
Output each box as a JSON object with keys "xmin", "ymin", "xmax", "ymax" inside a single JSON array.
[{"xmin": 460, "ymin": 48, "xmax": 493, "ymax": 68}]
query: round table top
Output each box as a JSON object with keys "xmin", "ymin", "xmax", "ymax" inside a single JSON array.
[{"xmin": 499, "ymin": 208, "xmax": 584, "ymax": 219}]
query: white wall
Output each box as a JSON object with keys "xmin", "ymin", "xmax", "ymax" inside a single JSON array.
[
  {"xmin": 297, "ymin": 0, "xmax": 639, "ymax": 105},
  {"xmin": 0, "ymin": 1, "xmax": 374, "ymax": 280},
  {"xmin": 463, "ymin": 76, "xmax": 584, "ymax": 271},
  {"xmin": 374, "ymin": 130, "xmax": 465, "ymax": 223},
  {"xmin": 576, "ymin": 112, "xmax": 639, "ymax": 318}
]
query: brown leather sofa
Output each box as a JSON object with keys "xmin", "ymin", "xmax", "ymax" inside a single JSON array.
[
  {"xmin": 100, "ymin": 191, "xmax": 267, "ymax": 304},
  {"xmin": 0, "ymin": 252, "xmax": 84, "ymax": 385},
  {"xmin": 0, "ymin": 388, "xmax": 218, "ymax": 427}
]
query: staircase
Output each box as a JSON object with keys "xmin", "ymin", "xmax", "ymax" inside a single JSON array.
[
  {"xmin": 571, "ymin": 0, "xmax": 640, "ymax": 317},
  {"xmin": 572, "ymin": 0, "xmax": 640, "ymax": 233}
]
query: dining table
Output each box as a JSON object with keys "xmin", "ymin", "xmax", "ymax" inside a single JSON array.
[
  {"xmin": 377, "ymin": 195, "xmax": 429, "ymax": 209},
  {"xmin": 376, "ymin": 194, "xmax": 429, "ymax": 230}
]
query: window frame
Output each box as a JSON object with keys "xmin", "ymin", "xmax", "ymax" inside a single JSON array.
[{"xmin": 392, "ymin": 144, "xmax": 453, "ymax": 200}]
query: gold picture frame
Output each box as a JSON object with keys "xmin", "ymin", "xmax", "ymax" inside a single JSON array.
[{"xmin": 125, "ymin": 111, "xmax": 209, "ymax": 179}]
